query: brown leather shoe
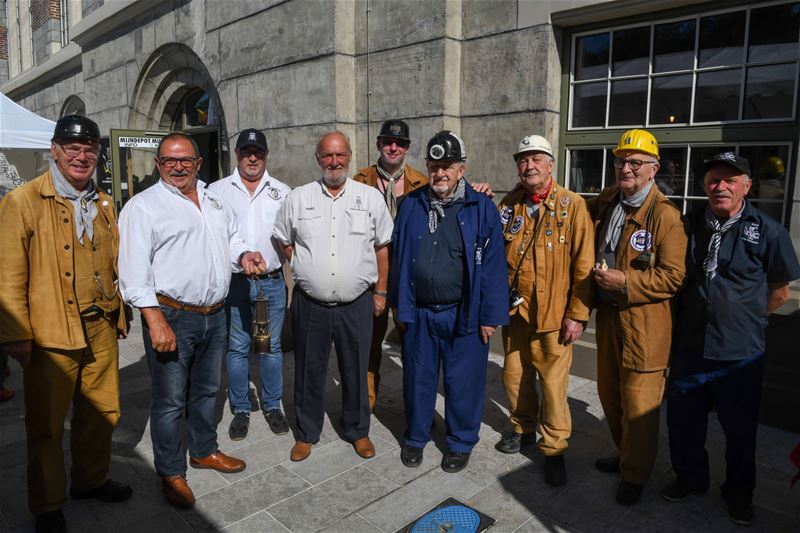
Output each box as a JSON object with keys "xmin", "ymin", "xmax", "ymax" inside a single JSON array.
[
  {"xmin": 291, "ymin": 441, "xmax": 312, "ymax": 462},
  {"xmin": 189, "ymin": 451, "xmax": 246, "ymax": 473},
  {"xmin": 161, "ymin": 475, "xmax": 195, "ymax": 509},
  {"xmin": 353, "ymin": 437, "xmax": 376, "ymax": 458}
]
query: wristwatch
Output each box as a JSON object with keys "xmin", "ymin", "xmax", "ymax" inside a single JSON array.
[{"xmin": 374, "ymin": 289, "xmax": 388, "ymax": 297}]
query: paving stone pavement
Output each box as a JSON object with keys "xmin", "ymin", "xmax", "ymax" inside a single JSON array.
[{"xmin": 1, "ymin": 316, "xmax": 798, "ymax": 532}]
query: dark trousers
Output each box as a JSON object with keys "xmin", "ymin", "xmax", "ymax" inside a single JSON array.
[
  {"xmin": 667, "ymin": 352, "xmax": 765, "ymax": 499},
  {"xmin": 402, "ymin": 305, "xmax": 489, "ymax": 453},
  {"xmin": 291, "ymin": 288, "xmax": 372, "ymax": 443},
  {"xmin": 143, "ymin": 305, "xmax": 226, "ymax": 476}
]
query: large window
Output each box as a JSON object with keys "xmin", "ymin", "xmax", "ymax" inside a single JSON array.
[
  {"xmin": 561, "ymin": 1, "xmax": 800, "ymax": 228},
  {"xmin": 570, "ymin": 2, "xmax": 800, "ymax": 128}
]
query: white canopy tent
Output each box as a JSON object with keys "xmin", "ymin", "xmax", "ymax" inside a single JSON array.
[{"xmin": 0, "ymin": 92, "xmax": 55, "ymax": 188}]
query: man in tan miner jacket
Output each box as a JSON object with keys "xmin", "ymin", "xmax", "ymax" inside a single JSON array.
[
  {"xmin": 590, "ymin": 128, "xmax": 687, "ymax": 506},
  {"xmin": 495, "ymin": 134, "xmax": 595, "ymax": 487}
]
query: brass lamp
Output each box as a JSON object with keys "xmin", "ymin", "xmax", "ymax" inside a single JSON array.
[{"xmin": 251, "ymin": 281, "xmax": 271, "ymax": 354}]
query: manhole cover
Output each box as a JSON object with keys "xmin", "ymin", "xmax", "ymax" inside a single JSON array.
[{"xmin": 397, "ymin": 498, "xmax": 495, "ymax": 533}]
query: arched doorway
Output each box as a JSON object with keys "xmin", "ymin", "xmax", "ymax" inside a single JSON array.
[
  {"xmin": 124, "ymin": 43, "xmax": 227, "ymax": 198},
  {"xmin": 60, "ymin": 95, "xmax": 86, "ymax": 117}
]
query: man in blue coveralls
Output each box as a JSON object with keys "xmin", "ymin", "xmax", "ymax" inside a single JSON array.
[
  {"xmin": 390, "ymin": 130, "xmax": 509, "ymax": 473},
  {"xmin": 662, "ymin": 152, "xmax": 800, "ymax": 526}
]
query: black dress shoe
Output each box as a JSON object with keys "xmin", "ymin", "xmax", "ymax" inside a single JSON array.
[
  {"xmin": 228, "ymin": 412, "xmax": 249, "ymax": 441},
  {"xmin": 544, "ymin": 455, "xmax": 567, "ymax": 487},
  {"xmin": 595, "ymin": 455, "xmax": 620, "ymax": 473},
  {"xmin": 616, "ymin": 480, "xmax": 643, "ymax": 506},
  {"xmin": 401, "ymin": 445, "xmax": 424, "ymax": 468},
  {"xmin": 495, "ymin": 431, "xmax": 536, "ymax": 454},
  {"xmin": 441, "ymin": 451, "xmax": 470, "ymax": 473},
  {"xmin": 661, "ymin": 478, "xmax": 705, "ymax": 502},
  {"xmin": 721, "ymin": 485, "xmax": 754, "ymax": 526},
  {"xmin": 264, "ymin": 409, "xmax": 290, "ymax": 435},
  {"xmin": 69, "ymin": 479, "xmax": 132, "ymax": 503},
  {"xmin": 35, "ymin": 509, "xmax": 67, "ymax": 533}
]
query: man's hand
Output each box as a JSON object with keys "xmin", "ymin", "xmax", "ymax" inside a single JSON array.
[
  {"xmin": 480, "ymin": 325, "xmax": 497, "ymax": 344},
  {"xmin": 559, "ymin": 317, "xmax": 585, "ymax": 346},
  {"xmin": 140, "ymin": 308, "xmax": 177, "ymax": 352},
  {"xmin": 373, "ymin": 293, "xmax": 387, "ymax": 317},
  {"xmin": 241, "ymin": 251, "xmax": 268, "ymax": 275},
  {"xmin": 471, "ymin": 182, "xmax": 496, "ymax": 198},
  {"xmin": 3, "ymin": 340, "xmax": 32, "ymax": 368},
  {"xmin": 594, "ymin": 265, "xmax": 626, "ymax": 292}
]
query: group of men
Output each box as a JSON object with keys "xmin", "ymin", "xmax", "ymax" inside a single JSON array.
[{"xmin": 0, "ymin": 113, "xmax": 797, "ymax": 533}]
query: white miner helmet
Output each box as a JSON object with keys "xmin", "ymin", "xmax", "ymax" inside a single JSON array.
[{"xmin": 514, "ymin": 134, "xmax": 553, "ymax": 160}]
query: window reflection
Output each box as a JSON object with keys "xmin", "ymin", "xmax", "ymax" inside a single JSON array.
[
  {"xmin": 744, "ymin": 63, "xmax": 797, "ymax": 120},
  {"xmin": 748, "ymin": 2, "xmax": 800, "ymax": 63},
  {"xmin": 698, "ymin": 11, "xmax": 745, "ymax": 68},
  {"xmin": 650, "ymin": 74, "xmax": 692, "ymax": 124},
  {"xmin": 655, "ymin": 147, "xmax": 687, "ymax": 197},
  {"xmin": 739, "ymin": 146, "xmax": 790, "ymax": 222},
  {"xmin": 609, "ymin": 79, "xmax": 647, "ymax": 126},
  {"xmin": 576, "ymin": 33, "xmax": 610, "ymax": 81},
  {"xmin": 694, "ymin": 69, "xmax": 741, "ymax": 122},
  {"xmin": 572, "ymin": 82, "xmax": 607, "ymax": 127},
  {"xmin": 612, "ymin": 26, "xmax": 650, "ymax": 76},
  {"xmin": 654, "ymin": 20, "xmax": 695, "ymax": 73},
  {"xmin": 568, "ymin": 149, "xmax": 604, "ymax": 193}
]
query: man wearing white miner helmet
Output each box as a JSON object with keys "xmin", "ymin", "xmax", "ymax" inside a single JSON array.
[{"xmin": 495, "ymin": 134, "xmax": 594, "ymax": 487}]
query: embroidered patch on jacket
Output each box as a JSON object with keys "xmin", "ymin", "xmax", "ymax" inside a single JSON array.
[
  {"xmin": 510, "ymin": 215, "xmax": 524, "ymax": 234},
  {"xmin": 268, "ymin": 187, "xmax": 282, "ymax": 200},
  {"xmin": 500, "ymin": 206, "xmax": 513, "ymax": 225},
  {"xmin": 742, "ymin": 223, "xmax": 760, "ymax": 244},
  {"xmin": 629, "ymin": 229, "xmax": 652, "ymax": 252}
]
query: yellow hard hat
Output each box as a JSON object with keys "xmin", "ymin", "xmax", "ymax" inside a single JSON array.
[
  {"xmin": 613, "ymin": 129, "xmax": 659, "ymax": 159},
  {"xmin": 760, "ymin": 155, "xmax": 785, "ymax": 175}
]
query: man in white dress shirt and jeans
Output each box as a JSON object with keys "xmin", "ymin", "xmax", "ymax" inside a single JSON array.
[
  {"xmin": 119, "ymin": 132, "xmax": 267, "ymax": 510},
  {"xmin": 208, "ymin": 129, "xmax": 292, "ymax": 441},
  {"xmin": 272, "ymin": 131, "xmax": 393, "ymax": 462}
]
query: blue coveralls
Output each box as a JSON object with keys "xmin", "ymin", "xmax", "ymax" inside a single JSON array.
[
  {"xmin": 668, "ymin": 201, "xmax": 800, "ymax": 500},
  {"xmin": 390, "ymin": 183, "xmax": 509, "ymax": 452}
]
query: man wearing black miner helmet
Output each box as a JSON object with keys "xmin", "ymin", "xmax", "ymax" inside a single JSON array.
[
  {"xmin": 0, "ymin": 114, "xmax": 132, "ymax": 532},
  {"xmin": 390, "ymin": 130, "xmax": 508, "ymax": 473}
]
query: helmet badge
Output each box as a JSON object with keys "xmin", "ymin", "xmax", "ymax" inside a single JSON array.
[{"xmin": 429, "ymin": 144, "xmax": 445, "ymax": 160}]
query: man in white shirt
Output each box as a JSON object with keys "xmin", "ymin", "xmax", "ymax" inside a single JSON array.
[
  {"xmin": 119, "ymin": 132, "xmax": 267, "ymax": 510},
  {"xmin": 208, "ymin": 129, "xmax": 291, "ymax": 441},
  {"xmin": 272, "ymin": 131, "xmax": 393, "ymax": 462}
]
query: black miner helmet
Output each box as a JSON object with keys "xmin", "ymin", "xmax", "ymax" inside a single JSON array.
[
  {"xmin": 51, "ymin": 115, "xmax": 101, "ymax": 142},
  {"xmin": 425, "ymin": 130, "xmax": 466, "ymax": 162},
  {"xmin": 377, "ymin": 119, "xmax": 410, "ymax": 142}
]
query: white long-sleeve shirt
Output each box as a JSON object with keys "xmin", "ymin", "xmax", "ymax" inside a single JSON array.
[
  {"xmin": 119, "ymin": 179, "xmax": 249, "ymax": 308},
  {"xmin": 207, "ymin": 168, "xmax": 290, "ymax": 272}
]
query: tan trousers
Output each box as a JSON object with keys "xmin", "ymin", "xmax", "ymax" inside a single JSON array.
[
  {"xmin": 596, "ymin": 304, "xmax": 666, "ymax": 485},
  {"xmin": 23, "ymin": 316, "xmax": 120, "ymax": 513},
  {"xmin": 502, "ymin": 317, "xmax": 572, "ymax": 456}
]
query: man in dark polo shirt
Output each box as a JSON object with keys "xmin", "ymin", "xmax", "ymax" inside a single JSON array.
[
  {"xmin": 662, "ymin": 152, "xmax": 800, "ymax": 526},
  {"xmin": 390, "ymin": 131, "xmax": 508, "ymax": 473}
]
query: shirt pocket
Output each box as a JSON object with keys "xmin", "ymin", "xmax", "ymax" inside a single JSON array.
[
  {"xmin": 297, "ymin": 211, "xmax": 322, "ymax": 241},
  {"xmin": 347, "ymin": 209, "xmax": 368, "ymax": 235}
]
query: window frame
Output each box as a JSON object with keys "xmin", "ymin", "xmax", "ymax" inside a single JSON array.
[{"xmin": 567, "ymin": 0, "xmax": 800, "ymax": 130}]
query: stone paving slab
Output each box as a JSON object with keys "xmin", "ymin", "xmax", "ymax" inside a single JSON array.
[{"xmin": 1, "ymin": 317, "xmax": 798, "ymax": 532}]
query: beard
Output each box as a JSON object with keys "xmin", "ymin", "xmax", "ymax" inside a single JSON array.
[{"xmin": 322, "ymin": 170, "xmax": 348, "ymax": 187}]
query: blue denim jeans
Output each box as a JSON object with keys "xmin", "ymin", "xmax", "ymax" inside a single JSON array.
[
  {"xmin": 226, "ymin": 273, "xmax": 286, "ymax": 413},
  {"xmin": 143, "ymin": 305, "xmax": 226, "ymax": 477}
]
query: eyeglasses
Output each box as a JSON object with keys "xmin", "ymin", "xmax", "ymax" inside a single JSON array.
[
  {"xmin": 59, "ymin": 143, "xmax": 100, "ymax": 160},
  {"xmin": 158, "ymin": 157, "xmax": 197, "ymax": 168},
  {"xmin": 613, "ymin": 158, "xmax": 656, "ymax": 171},
  {"xmin": 380, "ymin": 138, "xmax": 410, "ymax": 149}
]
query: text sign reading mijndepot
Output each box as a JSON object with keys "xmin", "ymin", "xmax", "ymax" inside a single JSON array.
[{"xmin": 118, "ymin": 136, "xmax": 162, "ymax": 148}]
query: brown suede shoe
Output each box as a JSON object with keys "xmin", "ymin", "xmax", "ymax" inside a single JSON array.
[
  {"xmin": 161, "ymin": 475, "xmax": 195, "ymax": 509},
  {"xmin": 353, "ymin": 437, "xmax": 376, "ymax": 458},
  {"xmin": 290, "ymin": 441, "xmax": 312, "ymax": 462},
  {"xmin": 189, "ymin": 451, "xmax": 246, "ymax": 473}
]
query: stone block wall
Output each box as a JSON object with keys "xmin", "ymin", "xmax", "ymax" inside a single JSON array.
[
  {"xmin": 31, "ymin": 0, "xmax": 62, "ymax": 65},
  {"xmin": 0, "ymin": 1, "xmax": 8, "ymax": 85},
  {"xmin": 7, "ymin": 0, "xmax": 569, "ymax": 191}
]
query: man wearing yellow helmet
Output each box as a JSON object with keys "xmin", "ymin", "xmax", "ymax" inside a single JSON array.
[{"xmin": 588, "ymin": 129, "xmax": 688, "ymax": 505}]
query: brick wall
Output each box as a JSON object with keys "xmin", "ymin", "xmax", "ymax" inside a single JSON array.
[
  {"xmin": 31, "ymin": 0, "xmax": 60, "ymax": 32},
  {"xmin": 0, "ymin": 26, "xmax": 7, "ymax": 60}
]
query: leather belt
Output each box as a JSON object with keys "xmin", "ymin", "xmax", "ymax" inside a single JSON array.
[
  {"xmin": 233, "ymin": 268, "xmax": 282, "ymax": 280},
  {"xmin": 157, "ymin": 294, "xmax": 224, "ymax": 315}
]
